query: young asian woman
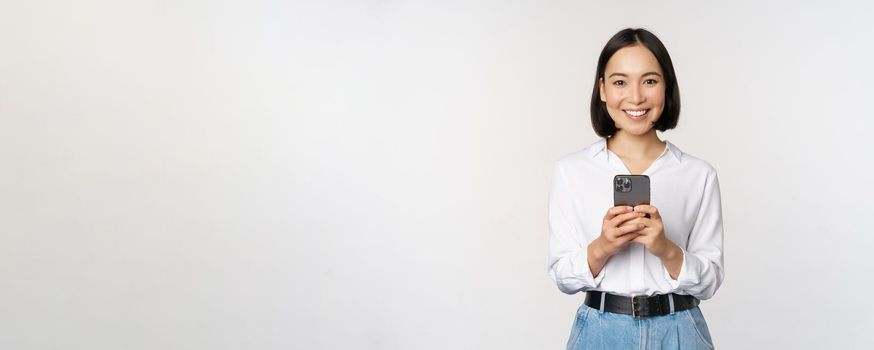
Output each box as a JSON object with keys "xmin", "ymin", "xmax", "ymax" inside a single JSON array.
[{"xmin": 547, "ymin": 28, "xmax": 725, "ymax": 350}]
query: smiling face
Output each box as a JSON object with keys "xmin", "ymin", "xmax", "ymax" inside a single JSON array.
[{"xmin": 599, "ymin": 44, "xmax": 666, "ymax": 136}]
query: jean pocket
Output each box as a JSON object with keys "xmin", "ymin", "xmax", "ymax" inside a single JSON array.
[
  {"xmin": 683, "ymin": 307, "xmax": 715, "ymax": 349},
  {"xmin": 565, "ymin": 305, "xmax": 591, "ymax": 350}
]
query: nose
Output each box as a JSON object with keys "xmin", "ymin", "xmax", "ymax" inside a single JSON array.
[{"xmin": 630, "ymin": 85, "xmax": 645, "ymax": 104}]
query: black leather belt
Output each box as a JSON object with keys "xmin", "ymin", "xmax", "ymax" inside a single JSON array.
[{"xmin": 584, "ymin": 291, "xmax": 700, "ymax": 320}]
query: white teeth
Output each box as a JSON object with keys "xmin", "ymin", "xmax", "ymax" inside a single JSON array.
[{"xmin": 625, "ymin": 109, "xmax": 647, "ymax": 117}]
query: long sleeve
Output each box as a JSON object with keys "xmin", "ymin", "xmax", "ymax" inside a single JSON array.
[
  {"xmin": 663, "ymin": 168, "xmax": 725, "ymax": 300},
  {"xmin": 547, "ymin": 161, "xmax": 605, "ymax": 294}
]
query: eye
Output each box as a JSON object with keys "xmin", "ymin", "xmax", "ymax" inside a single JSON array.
[
  {"xmin": 644, "ymin": 79, "xmax": 659, "ymax": 85},
  {"xmin": 612, "ymin": 80, "xmax": 625, "ymax": 86}
]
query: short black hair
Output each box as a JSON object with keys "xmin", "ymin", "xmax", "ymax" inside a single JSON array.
[{"xmin": 590, "ymin": 28, "xmax": 680, "ymax": 137}]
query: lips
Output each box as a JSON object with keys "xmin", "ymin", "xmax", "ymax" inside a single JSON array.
[{"xmin": 623, "ymin": 109, "xmax": 649, "ymax": 121}]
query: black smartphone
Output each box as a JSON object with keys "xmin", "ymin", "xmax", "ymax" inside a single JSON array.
[{"xmin": 613, "ymin": 175, "xmax": 651, "ymax": 217}]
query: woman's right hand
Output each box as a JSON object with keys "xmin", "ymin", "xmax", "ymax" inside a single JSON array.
[
  {"xmin": 596, "ymin": 206, "xmax": 647, "ymax": 257},
  {"xmin": 587, "ymin": 206, "xmax": 647, "ymax": 277}
]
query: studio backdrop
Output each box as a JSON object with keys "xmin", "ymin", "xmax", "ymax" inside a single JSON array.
[{"xmin": 1, "ymin": 0, "xmax": 872, "ymax": 349}]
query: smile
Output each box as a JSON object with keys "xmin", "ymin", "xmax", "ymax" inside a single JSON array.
[{"xmin": 623, "ymin": 109, "xmax": 649, "ymax": 121}]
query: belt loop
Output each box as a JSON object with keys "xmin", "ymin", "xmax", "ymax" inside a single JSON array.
[
  {"xmin": 599, "ymin": 292, "xmax": 606, "ymax": 314},
  {"xmin": 668, "ymin": 294, "xmax": 675, "ymax": 315}
]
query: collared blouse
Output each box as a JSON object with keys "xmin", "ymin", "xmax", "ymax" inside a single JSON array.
[{"xmin": 547, "ymin": 138, "xmax": 725, "ymax": 300}]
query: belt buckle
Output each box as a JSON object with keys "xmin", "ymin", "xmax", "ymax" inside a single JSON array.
[{"xmin": 631, "ymin": 295, "xmax": 648, "ymax": 320}]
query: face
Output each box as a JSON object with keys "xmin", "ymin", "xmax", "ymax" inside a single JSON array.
[{"xmin": 599, "ymin": 44, "xmax": 666, "ymax": 136}]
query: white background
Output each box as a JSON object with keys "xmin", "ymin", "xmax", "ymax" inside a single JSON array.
[{"xmin": 2, "ymin": 0, "xmax": 873, "ymax": 349}]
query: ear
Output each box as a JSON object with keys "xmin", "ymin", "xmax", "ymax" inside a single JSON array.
[{"xmin": 599, "ymin": 77, "xmax": 607, "ymax": 102}]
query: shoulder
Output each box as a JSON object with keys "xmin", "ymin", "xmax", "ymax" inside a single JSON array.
[
  {"xmin": 668, "ymin": 141, "xmax": 719, "ymax": 179},
  {"xmin": 554, "ymin": 138, "xmax": 606, "ymax": 170},
  {"xmin": 682, "ymin": 153, "xmax": 718, "ymax": 175}
]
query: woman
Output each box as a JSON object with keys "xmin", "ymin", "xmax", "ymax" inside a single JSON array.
[{"xmin": 547, "ymin": 28, "xmax": 725, "ymax": 349}]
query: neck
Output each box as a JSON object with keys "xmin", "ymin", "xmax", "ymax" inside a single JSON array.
[{"xmin": 606, "ymin": 129, "xmax": 664, "ymax": 158}]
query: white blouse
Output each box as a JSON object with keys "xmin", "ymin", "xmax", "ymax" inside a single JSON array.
[{"xmin": 547, "ymin": 138, "xmax": 725, "ymax": 300}]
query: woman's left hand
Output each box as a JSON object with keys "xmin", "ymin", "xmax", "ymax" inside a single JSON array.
[{"xmin": 629, "ymin": 205, "xmax": 675, "ymax": 258}]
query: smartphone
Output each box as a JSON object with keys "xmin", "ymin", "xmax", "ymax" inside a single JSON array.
[{"xmin": 613, "ymin": 175, "xmax": 651, "ymax": 217}]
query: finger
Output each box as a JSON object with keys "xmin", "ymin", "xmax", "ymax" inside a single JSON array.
[
  {"xmin": 614, "ymin": 222, "xmax": 645, "ymax": 237},
  {"xmin": 634, "ymin": 205, "xmax": 661, "ymax": 220},
  {"xmin": 632, "ymin": 216, "xmax": 659, "ymax": 229},
  {"xmin": 621, "ymin": 232, "xmax": 641, "ymax": 243},
  {"xmin": 632, "ymin": 205, "xmax": 653, "ymax": 214},
  {"xmin": 604, "ymin": 206, "xmax": 634, "ymax": 222},
  {"xmin": 630, "ymin": 226, "xmax": 649, "ymax": 237},
  {"xmin": 632, "ymin": 217, "xmax": 654, "ymax": 228},
  {"xmin": 606, "ymin": 222, "xmax": 638, "ymax": 240},
  {"xmin": 609, "ymin": 211, "xmax": 647, "ymax": 228}
]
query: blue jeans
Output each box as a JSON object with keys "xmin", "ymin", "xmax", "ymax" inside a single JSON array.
[{"xmin": 566, "ymin": 303, "xmax": 715, "ymax": 350}]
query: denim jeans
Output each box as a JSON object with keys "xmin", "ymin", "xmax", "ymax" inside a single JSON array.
[{"xmin": 566, "ymin": 303, "xmax": 715, "ymax": 350}]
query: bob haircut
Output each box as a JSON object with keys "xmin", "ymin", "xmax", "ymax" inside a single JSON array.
[{"xmin": 590, "ymin": 28, "xmax": 681, "ymax": 137}]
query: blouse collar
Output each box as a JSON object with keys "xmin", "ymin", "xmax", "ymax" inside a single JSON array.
[{"xmin": 586, "ymin": 137, "xmax": 683, "ymax": 163}]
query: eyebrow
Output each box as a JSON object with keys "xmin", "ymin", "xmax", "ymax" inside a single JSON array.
[{"xmin": 607, "ymin": 72, "xmax": 663, "ymax": 78}]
